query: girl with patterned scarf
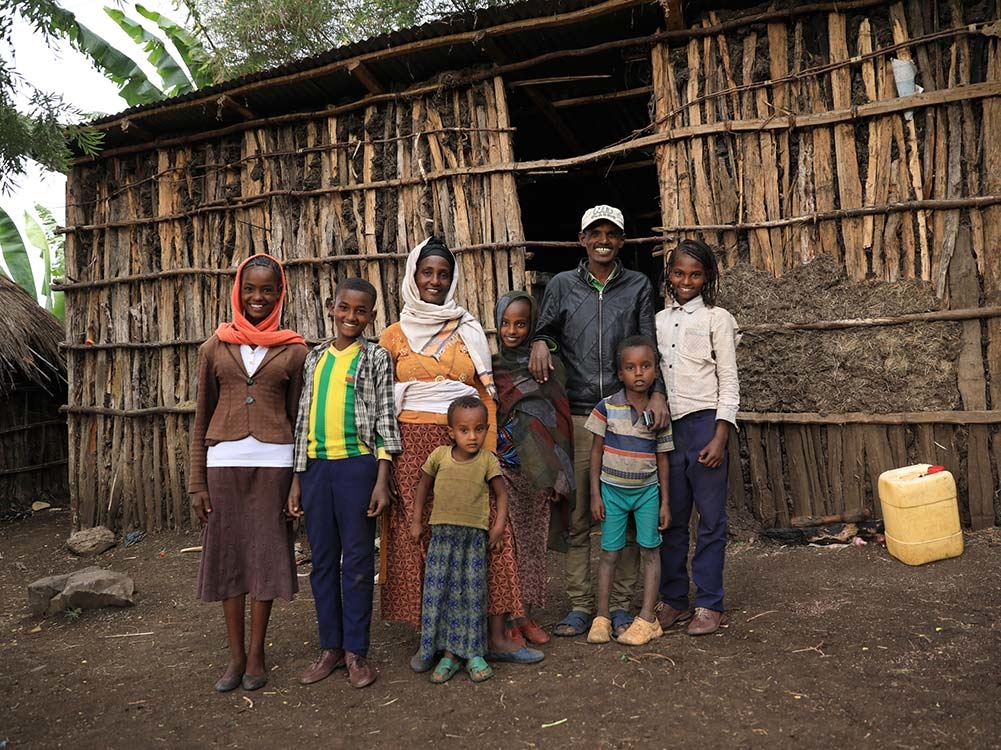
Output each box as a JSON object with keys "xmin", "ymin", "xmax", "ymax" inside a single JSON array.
[{"xmin": 493, "ymin": 291, "xmax": 575, "ymax": 646}]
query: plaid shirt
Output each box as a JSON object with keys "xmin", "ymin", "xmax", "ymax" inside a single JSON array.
[{"xmin": 293, "ymin": 337, "xmax": 401, "ymax": 472}]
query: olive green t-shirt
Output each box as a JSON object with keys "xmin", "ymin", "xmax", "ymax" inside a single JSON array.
[{"xmin": 422, "ymin": 445, "xmax": 501, "ymax": 530}]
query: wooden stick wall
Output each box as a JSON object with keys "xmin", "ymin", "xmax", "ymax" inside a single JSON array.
[
  {"xmin": 653, "ymin": 0, "xmax": 1000, "ymax": 528},
  {"xmin": 64, "ymin": 77, "xmax": 526, "ymax": 531}
]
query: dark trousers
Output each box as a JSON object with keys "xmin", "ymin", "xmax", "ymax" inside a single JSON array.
[
  {"xmin": 659, "ymin": 410, "xmax": 728, "ymax": 612},
  {"xmin": 300, "ymin": 455, "xmax": 378, "ymax": 655}
]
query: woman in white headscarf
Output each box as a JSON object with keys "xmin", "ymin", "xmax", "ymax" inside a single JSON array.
[{"xmin": 379, "ymin": 237, "xmax": 543, "ymax": 668}]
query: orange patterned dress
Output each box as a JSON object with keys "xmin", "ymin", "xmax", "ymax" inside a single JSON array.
[{"xmin": 379, "ymin": 323, "xmax": 525, "ymax": 626}]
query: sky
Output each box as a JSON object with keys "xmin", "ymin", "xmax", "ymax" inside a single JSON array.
[{"xmin": 2, "ymin": 0, "xmax": 182, "ymax": 295}]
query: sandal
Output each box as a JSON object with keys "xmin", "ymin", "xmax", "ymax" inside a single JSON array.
[
  {"xmin": 430, "ymin": 656, "xmax": 461, "ymax": 684},
  {"xmin": 466, "ymin": 656, "xmax": 494, "ymax": 683},
  {"xmin": 554, "ymin": 610, "xmax": 593, "ymax": 637},
  {"xmin": 610, "ymin": 609, "xmax": 635, "ymax": 638}
]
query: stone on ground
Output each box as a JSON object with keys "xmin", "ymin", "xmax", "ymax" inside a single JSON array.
[
  {"xmin": 66, "ymin": 527, "xmax": 116, "ymax": 556},
  {"xmin": 28, "ymin": 567, "xmax": 135, "ymax": 616}
]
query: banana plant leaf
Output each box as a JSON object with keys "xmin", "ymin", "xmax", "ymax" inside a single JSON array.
[
  {"xmin": 49, "ymin": 5, "xmax": 163, "ymax": 106},
  {"xmin": 135, "ymin": 3, "xmax": 217, "ymax": 88},
  {"xmin": 0, "ymin": 207, "xmax": 37, "ymax": 298},
  {"xmin": 105, "ymin": 6, "xmax": 194, "ymax": 96}
]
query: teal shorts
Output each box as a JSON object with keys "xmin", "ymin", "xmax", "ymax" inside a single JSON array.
[{"xmin": 600, "ymin": 482, "xmax": 662, "ymax": 551}]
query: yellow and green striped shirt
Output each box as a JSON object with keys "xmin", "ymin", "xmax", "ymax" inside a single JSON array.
[{"xmin": 307, "ymin": 342, "xmax": 389, "ymax": 461}]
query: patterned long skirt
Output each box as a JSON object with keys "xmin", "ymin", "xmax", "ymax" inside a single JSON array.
[
  {"xmin": 381, "ymin": 422, "xmax": 525, "ymax": 626},
  {"xmin": 501, "ymin": 465, "xmax": 551, "ymax": 610},
  {"xmin": 418, "ymin": 524, "xmax": 488, "ymax": 661}
]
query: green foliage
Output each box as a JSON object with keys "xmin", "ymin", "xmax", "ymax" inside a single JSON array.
[
  {"xmin": 47, "ymin": 4, "xmax": 165, "ymax": 107},
  {"xmin": 0, "ymin": 205, "xmax": 37, "ymax": 298},
  {"xmin": 64, "ymin": 606, "xmax": 82, "ymax": 622},
  {"xmin": 105, "ymin": 6, "xmax": 194, "ymax": 97},
  {"xmin": 26, "ymin": 204, "xmax": 65, "ymax": 318},
  {"xmin": 134, "ymin": 3, "xmax": 220, "ymax": 88}
]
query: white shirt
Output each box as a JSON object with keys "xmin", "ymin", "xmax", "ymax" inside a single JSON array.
[
  {"xmin": 206, "ymin": 345, "xmax": 294, "ymax": 468},
  {"xmin": 655, "ymin": 297, "xmax": 740, "ymax": 426}
]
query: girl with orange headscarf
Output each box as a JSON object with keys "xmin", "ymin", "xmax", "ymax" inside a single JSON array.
[{"xmin": 188, "ymin": 254, "xmax": 307, "ymax": 693}]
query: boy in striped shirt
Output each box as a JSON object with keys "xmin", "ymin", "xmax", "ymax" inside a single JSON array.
[
  {"xmin": 288, "ymin": 278, "xmax": 400, "ymax": 689},
  {"xmin": 585, "ymin": 335, "xmax": 673, "ymax": 647}
]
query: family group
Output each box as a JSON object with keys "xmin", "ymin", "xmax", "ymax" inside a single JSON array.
[{"xmin": 188, "ymin": 204, "xmax": 740, "ymax": 692}]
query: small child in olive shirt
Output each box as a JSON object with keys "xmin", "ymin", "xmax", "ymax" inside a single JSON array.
[{"xmin": 409, "ymin": 395, "xmax": 509, "ymax": 684}]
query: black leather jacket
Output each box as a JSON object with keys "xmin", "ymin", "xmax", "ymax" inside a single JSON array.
[{"xmin": 535, "ymin": 260, "xmax": 658, "ymax": 415}]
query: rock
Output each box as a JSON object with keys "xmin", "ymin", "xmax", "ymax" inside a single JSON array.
[
  {"xmin": 29, "ymin": 567, "xmax": 135, "ymax": 616},
  {"xmin": 67, "ymin": 526, "xmax": 116, "ymax": 556},
  {"xmin": 27, "ymin": 573, "xmax": 71, "ymax": 616},
  {"xmin": 31, "ymin": 501, "xmax": 51, "ymax": 512}
]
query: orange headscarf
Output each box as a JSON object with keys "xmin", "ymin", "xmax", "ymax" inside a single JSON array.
[{"xmin": 215, "ymin": 254, "xmax": 306, "ymax": 347}]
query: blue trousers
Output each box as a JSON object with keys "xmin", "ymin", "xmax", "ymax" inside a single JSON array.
[
  {"xmin": 299, "ymin": 455, "xmax": 378, "ymax": 655},
  {"xmin": 659, "ymin": 410, "xmax": 728, "ymax": 612}
]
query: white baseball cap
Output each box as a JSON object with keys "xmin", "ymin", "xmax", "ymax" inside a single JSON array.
[{"xmin": 580, "ymin": 204, "xmax": 625, "ymax": 232}]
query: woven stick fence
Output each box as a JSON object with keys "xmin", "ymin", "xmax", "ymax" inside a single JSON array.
[
  {"xmin": 652, "ymin": 0, "xmax": 1001, "ymax": 529},
  {"xmin": 64, "ymin": 78, "xmax": 525, "ymax": 531},
  {"xmin": 62, "ymin": 0, "xmax": 1000, "ymax": 531}
]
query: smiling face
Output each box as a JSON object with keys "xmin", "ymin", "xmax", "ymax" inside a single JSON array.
[
  {"xmin": 579, "ymin": 220, "xmax": 624, "ymax": 273},
  {"xmin": 499, "ymin": 298, "xmax": 532, "ymax": 350},
  {"xmin": 617, "ymin": 343, "xmax": 657, "ymax": 396},
  {"xmin": 447, "ymin": 405, "xmax": 489, "ymax": 458},
  {"xmin": 330, "ymin": 288, "xmax": 375, "ymax": 346},
  {"xmin": 668, "ymin": 251, "xmax": 707, "ymax": 305},
  {"xmin": 414, "ymin": 255, "xmax": 453, "ymax": 306},
  {"xmin": 241, "ymin": 265, "xmax": 281, "ymax": 325}
]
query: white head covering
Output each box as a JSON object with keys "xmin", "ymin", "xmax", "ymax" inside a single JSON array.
[{"xmin": 398, "ymin": 238, "xmax": 496, "ymax": 398}]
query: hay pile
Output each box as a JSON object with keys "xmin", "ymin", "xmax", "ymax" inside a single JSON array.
[{"xmin": 718, "ymin": 256, "xmax": 962, "ymax": 413}]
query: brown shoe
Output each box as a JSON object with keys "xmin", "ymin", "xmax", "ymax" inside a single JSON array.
[
  {"xmin": 299, "ymin": 648, "xmax": 346, "ymax": 685},
  {"xmin": 656, "ymin": 602, "xmax": 692, "ymax": 630},
  {"xmin": 686, "ymin": 607, "xmax": 725, "ymax": 636},
  {"xmin": 345, "ymin": 652, "xmax": 377, "ymax": 689}
]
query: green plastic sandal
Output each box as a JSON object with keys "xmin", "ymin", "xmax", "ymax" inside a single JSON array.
[
  {"xmin": 430, "ymin": 656, "xmax": 461, "ymax": 684},
  {"xmin": 466, "ymin": 656, "xmax": 494, "ymax": 683}
]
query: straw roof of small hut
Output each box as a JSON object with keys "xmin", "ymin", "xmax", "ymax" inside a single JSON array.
[{"xmin": 0, "ymin": 276, "xmax": 65, "ymax": 396}]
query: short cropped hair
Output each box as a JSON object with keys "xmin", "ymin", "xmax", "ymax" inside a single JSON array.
[
  {"xmin": 334, "ymin": 277, "xmax": 378, "ymax": 307},
  {"xmin": 447, "ymin": 394, "xmax": 488, "ymax": 425},
  {"xmin": 615, "ymin": 334, "xmax": 658, "ymax": 370}
]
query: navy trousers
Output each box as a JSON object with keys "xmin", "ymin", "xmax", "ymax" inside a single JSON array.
[
  {"xmin": 659, "ymin": 410, "xmax": 728, "ymax": 612},
  {"xmin": 299, "ymin": 455, "xmax": 378, "ymax": 655}
]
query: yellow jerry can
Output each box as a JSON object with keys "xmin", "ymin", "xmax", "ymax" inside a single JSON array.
[{"xmin": 877, "ymin": 464, "xmax": 964, "ymax": 565}]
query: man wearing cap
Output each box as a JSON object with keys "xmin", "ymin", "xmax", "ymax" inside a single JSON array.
[{"xmin": 529, "ymin": 204, "xmax": 669, "ymax": 638}]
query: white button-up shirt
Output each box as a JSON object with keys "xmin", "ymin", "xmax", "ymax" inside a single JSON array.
[{"xmin": 655, "ymin": 297, "xmax": 740, "ymax": 426}]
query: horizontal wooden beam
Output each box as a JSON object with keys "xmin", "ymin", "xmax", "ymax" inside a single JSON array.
[
  {"xmin": 738, "ymin": 306, "xmax": 1001, "ymax": 334},
  {"xmin": 738, "ymin": 410, "xmax": 1001, "ymax": 425},
  {"xmin": 552, "ymin": 85, "xmax": 652, "ymax": 108},
  {"xmin": 509, "ymin": 75, "xmax": 612, "ymax": 87},
  {"xmin": 0, "ymin": 458, "xmax": 68, "ymax": 476}
]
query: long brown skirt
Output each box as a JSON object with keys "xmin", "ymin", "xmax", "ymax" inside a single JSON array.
[
  {"xmin": 197, "ymin": 466, "xmax": 297, "ymax": 602},
  {"xmin": 381, "ymin": 423, "xmax": 525, "ymax": 626},
  {"xmin": 502, "ymin": 465, "xmax": 551, "ymax": 610}
]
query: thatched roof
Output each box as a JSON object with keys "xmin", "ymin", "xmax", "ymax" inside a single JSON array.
[{"xmin": 0, "ymin": 275, "xmax": 65, "ymax": 396}]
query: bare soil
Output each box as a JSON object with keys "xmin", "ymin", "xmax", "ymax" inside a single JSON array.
[{"xmin": 3, "ymin": 511, "xmax": 1000, "ymax": 749}]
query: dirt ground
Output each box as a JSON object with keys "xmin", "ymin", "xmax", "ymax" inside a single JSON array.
[{"xmin": 2, "ymin": 511, "xmax": 1000, "ymax": 749}]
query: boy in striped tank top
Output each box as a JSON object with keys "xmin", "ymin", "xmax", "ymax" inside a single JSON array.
[
  {"xmin": 585, "ymin": 335, "xmax": 674, "ymax": 647},
  {"xmin": 288, "ymin": 278, "xmax": 401, "ymax": 689}
]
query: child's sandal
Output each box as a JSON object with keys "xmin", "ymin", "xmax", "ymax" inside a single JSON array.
[
  {"xmin": 430, "ymin": 656, "xmax": 461, "ymax": 684},
  {"xmin": 466, "ymin": 656, "xmax": 493, "ymax": 683}
]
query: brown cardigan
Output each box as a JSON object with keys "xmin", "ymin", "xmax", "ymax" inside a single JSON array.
[{"xmin": 188, "ymin": 335, "xmax": 307, "ymax": 494}]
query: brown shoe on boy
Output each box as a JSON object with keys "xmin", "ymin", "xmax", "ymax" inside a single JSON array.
[{"xmin": 346, "ymin": 652, "xmax": 377, "ymax": 688}]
